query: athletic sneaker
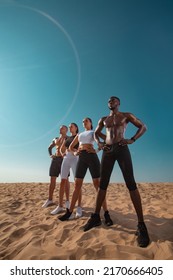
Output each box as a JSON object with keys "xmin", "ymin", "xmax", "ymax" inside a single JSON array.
[
  {"xmin": 58, "ymin": 209, "xmax": 74, "ymax": 221},
  {"xmin": 104, "ymin": 211, "xmax": 113, "ymax": 226},
  {"xmin": 83, "ymin": 213, "xmax": 101, "ymax": 232},
  {"xmin": 65, "ymin": 200, "xmax": 70, "ymax": 209},
  {"xmin": 50, "ymin": 205, "xmax": 64, "ymax": 215},
  {"xmin": 42, "ymin": 199, "xmax": 53, "ymax": 208},
  {"xmin": 136, "ymin": 222, "xmax": 150, "ymax": 247},
  {"xmin": 76, "ymin": 206, "xmax": 82, "ymax": 218},
  {"xmin": 68, "ymin": 212, "xmax": 75, "ymax": 220}
]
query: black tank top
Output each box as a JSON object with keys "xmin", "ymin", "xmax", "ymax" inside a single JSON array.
[{"xmin": 65, "ymin": 135, "xmax": 79, "ymax": 149}]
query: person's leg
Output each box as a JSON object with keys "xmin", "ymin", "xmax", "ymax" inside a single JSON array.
[
  {"xmin": 75, "ymin": 189, "xmax": 83, "ymax": 217},
  {"xmin": 59, "ymin": 179, "xmax": 68, "ymax": 207},
  {"xmin": 93, "ymin": 178, "xmax": 107, "ymax": 211},
  {"xmin": 77, "ymin": 189, "xmax": 82, "ymax": 207},
  {"xmin": 48, "ymin": 158, "xmax": 60, "ymax": 201},
  {"xmin": 94, "ymin": 189, "xmax": 106, "ymax": 213},
  {"xmin": 43, "ymin": 157, "xmax": 63, "ymax": 208},
  {"xmin": 59, "ymin": 153, "xmax": 87, "ymax": 221},
  {"xmin": 49, "ymin": 176, "xmax": 56, "ymax": 200},
  {"xmin": 51, "ymin": 179, "xmax": 70, "ymax": 214},
  {"xmin": 50, "ymin": 178, "xmax": 67, "ymax": 214},
  {"xmin": 117, "ymin": 146, "xmax": 144, "ymax": 221},
  {"xmin": 65, "ymin": 179, "xmax": 70, "ymax": 205},
  {"xmin": 51, "ymin": 156, "xmax": 69, "ymax": 214},
  {"xmin": 95, "ymin": 150, "xmax": 115, "ymax": 214},
  {"xmin": 59, "ymin": 179, "xmax": 67, "ymax": 207},
  {"xmin": 72, "ymin": 178, "xmax": 83, "ymax": 218},
  {"xmin": 118, "ymin": 146, "xmax": 150, "ymax": 247},
  {"xmin": 42, "ymin": 176, "xmax": 56, "ymax": 207},
  {"xmin": 69, "ymin": 178, "xmax": 83, "ymax": 212},
  {"xmin": 130, "ymin": 190, "xmax": 150, "ymax": 247},
  {"xmin": 71, "ymin": 156, "xmax": 82, "ymax": 208},
  {"xmin": 129, "ymin": 189, "xmax": 144, "ymax": 222},
  {"xmin": 93, "ymin": 178, "xmax": 113, "ymax": 227},
  {"xmin": 59, "ymin": 156, "xmax": 71, "ymax": 205},
  {"xmin": 83, "ymin": 150, "xmax": 115, "ymax": 231},
  {"xmin": 58, "ymin": 178, "xmax": 83, "ymax": 221}
]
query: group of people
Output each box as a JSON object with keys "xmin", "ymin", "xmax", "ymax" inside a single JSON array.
[{"xmin": 42, "ymin": 96, "xmax": 150, "ymax": 248}]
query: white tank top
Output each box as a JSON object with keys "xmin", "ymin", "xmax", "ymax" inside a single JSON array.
[{"xmin": 78, "ymin": 130, "xmax": 94, "ymax": 145}]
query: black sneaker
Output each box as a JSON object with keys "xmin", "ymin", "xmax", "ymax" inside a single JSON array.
[
  {"xmin": 83, "ymin": 213, "xmax": 101, "ymax": 232},
  {"xmin": 58, "ymin": 209, "xmax": 73, "ymax": 221},
  {"xmin": 104, "ymin": 211, "xmax": 113, "ymax": 226},
  {"xmin": 136, "ymin": 222, "xmax": 150, "ymax": 247}
]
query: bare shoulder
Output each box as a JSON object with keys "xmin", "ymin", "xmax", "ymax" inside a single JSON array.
[
  {"xmin": 54, "ymin": 137, "xmax": 60, "ymax": 144},
  {"xmin": 55, "ymin": 136, "xmax": 65, "ymax": 146},
  {"xmin": 98, "ymin": 116, "xmax": 108, "ymax": 124},
  {"xmin": 48, "ymin": 137, "xmax": 57, "ymax": 148},
  {"xmin": 123, "ymin": 112, "xmax": 145, "ymax": 127},
  {"xmin": 50, "ymin": 137, "xmax": 58, "ymax": 144},
  {"xmin": 123, "ymin": 112, "xmax": 136, "ymax": 119}
]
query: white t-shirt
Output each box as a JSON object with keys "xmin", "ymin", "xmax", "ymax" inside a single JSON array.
[{"xmin": 78, "ymin": 130, "xmax": 94, "ymax": 145}]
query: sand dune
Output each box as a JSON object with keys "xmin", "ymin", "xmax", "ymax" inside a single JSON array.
[{"xmin": 0, "ymin": 182, "xmax": 173, "ymax": 260}]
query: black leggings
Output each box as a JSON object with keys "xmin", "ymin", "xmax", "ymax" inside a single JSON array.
[
  {"xmin": 75, "ymin": 150, "xmax": 100, "ymax": 179},
  {"xmin": 100, "ymin": 144, "xmax": 137, "ymax": 191}
]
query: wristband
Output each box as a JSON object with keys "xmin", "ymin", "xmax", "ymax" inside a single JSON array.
[{"xmin": 131, "ymin": 137, "xmax": 136, "ymax": 142}]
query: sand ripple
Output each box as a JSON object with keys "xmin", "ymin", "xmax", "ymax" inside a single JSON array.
[{"xmin": 0, "ymin": 182, "xmax": 173, "ymax": 260}]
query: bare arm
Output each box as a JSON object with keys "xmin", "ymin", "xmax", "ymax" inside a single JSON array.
[
  {"xmin": 97, "ymin": 131, "xmax": 106, "ymax": 141},
  {"xmin": 48, "ymin": 139, "xmax": 56, "ymax": 157},
  {"xmin": 119, "ymin": 113, "xmax": 147, "ymax": 146},
  {"xmin": 60, "ymin": 139, "xmax": 66, "ymax": 156},
  {"xmin": 69, "ymin": 134, "xmax": 79, "ymax": 152},
  {"xmin": 128, "ymin": 113, "xmax": 147, "ymax": 140},
  {"xmin": 94, "ymin": 118, "xmax": 106, "ymax": 149}
]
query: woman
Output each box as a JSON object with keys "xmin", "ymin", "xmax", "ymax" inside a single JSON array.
[
  {"xmin": 59, "ymin": 117, "xmax": 113, "ymax": 226},
  {"xmin": 51, "ymin": 123, "xmax": 82, "ymax": 217},
  {"xmin": 42, "ymin": 125, "xmax": 69, "ymax": 208}
]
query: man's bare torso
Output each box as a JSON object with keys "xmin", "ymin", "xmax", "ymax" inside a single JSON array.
[{"xmin": 102, "ymin": 112, "xmax": 129, "ymax": 145}]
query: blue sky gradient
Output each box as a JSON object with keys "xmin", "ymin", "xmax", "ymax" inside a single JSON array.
[{"xmin": 0, "ymin": 0, "xmax": 173, "ymax": 182}]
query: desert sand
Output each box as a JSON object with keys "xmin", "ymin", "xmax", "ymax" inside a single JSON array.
[{"xmin": 0, "ymin": 182, "xmax": 173, "ymax": 260}]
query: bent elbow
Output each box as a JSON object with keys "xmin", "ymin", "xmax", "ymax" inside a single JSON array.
[{"xmin": 69, "ymin": 144, "xmax": 73, "ymax": 152}]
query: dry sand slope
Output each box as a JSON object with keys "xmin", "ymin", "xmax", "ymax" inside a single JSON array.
[{"xmin": 0, "ymin": 182, "xmax": 173, "ymax": 260}]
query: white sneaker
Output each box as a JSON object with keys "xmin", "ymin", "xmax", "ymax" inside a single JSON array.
[
  {"xmin": 76, "ymin": 206, "xmax": 82, "ymax": 218},
  {"xmin": 65, "ymin": 200, "xmax": 70, "ymax": 209},
  {"xmin": 42, "ymin": 199, "xmax": 53, "ymax": 208},
  {"xmin": 50, "ymin": 205, "xmax": 64, "ymax": 215},
  {"xmin": 68, "ymin": 212, "xmax": 75, "ymax": 220}
]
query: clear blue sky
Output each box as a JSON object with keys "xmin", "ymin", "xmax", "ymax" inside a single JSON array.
[{"xmin": 0, "ymin": 0, "xmax": 173, "ymax": 183}]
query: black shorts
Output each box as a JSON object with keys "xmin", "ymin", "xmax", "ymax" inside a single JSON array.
[
  {"xmin": 100, "ymin": 144, "xmax": 137, "ymax": 191},
  {"xmin": 75, "ymin": 151, "xmax": 100, "ymax": 179},
  {"xmin": 49, "ymin": 156, "xmax": 63, "ymax": 177}
]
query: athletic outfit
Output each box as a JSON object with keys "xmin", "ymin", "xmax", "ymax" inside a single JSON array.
[
  {"xmin": 49, "ymin": 137, "xmax": 63, "ymax": 177},
  {"xmin": 42, "ymin": 137, "xmax": 65, "ymax": 208},
  {"xmin": 61, "ymin": 135, "xmax": 79, "ymax": 179},
  {"xmin": 50, "ymin": 135, "xmax": 79, "ymax": 215},
  {"xmin": 83, "ymin": 143, "xmax": 140, "ymax": 232},
  {"xmin": 59, "ymin": 129, "xmax": 113, "ymax": 225},
  {"xmin": 75, "ymin": 130, "xmax": 100, "ymax": 179},
  {"xmin": 100, "ymin": 143, "xmax": 137, "ymax": 191},
  {"xmin": 49, "ymin": 156, "xmax": 63, "ymax": 177},
  {"xmin": 83, "ymin": 142, "xmax": 150, "ymax": 247}
]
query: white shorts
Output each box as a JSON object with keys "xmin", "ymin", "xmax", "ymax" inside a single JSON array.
[{"xmin": 61, "ymin": 152, "xmax": 79, "ymax": 179}]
